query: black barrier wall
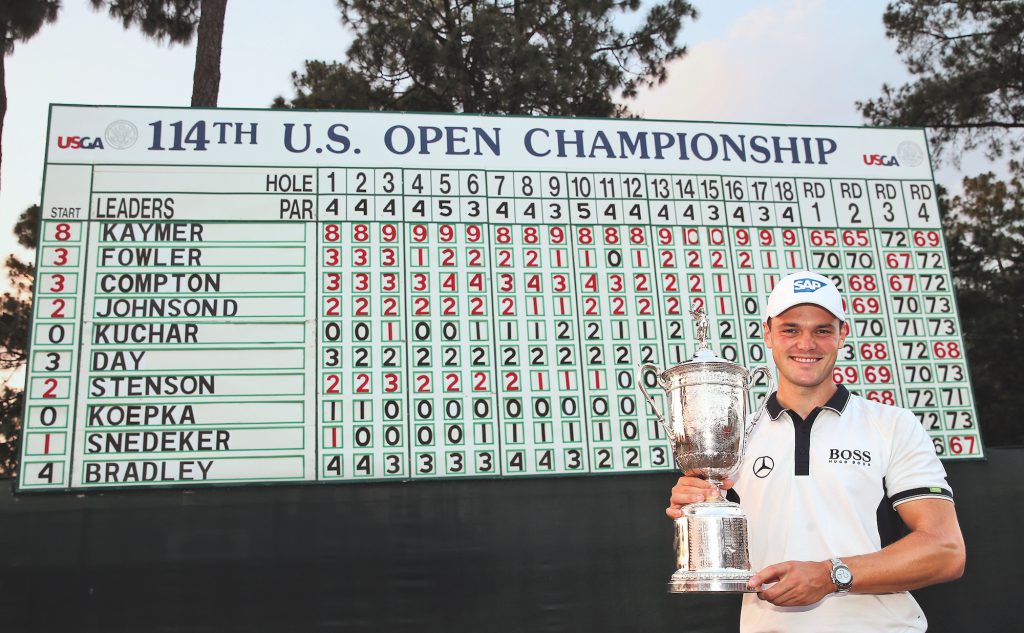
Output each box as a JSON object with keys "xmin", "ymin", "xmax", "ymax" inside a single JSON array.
[{"xmin": 1, "ymin": 448, "xmax": 1017, "ymax": 633}]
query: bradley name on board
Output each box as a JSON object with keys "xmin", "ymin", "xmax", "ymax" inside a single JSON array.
[{"xmin": 85, "ymin": 460, "xmax": 213, "ymax": 483}]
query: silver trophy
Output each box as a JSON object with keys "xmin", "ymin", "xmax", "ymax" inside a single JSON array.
[{"xmin": 638, "ymin": 304, "xmax": 774, "ymax": 593}]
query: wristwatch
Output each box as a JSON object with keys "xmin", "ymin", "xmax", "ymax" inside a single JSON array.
[{"xmin": 830, "ymin": 557, "xmax": 853, "ymax": 593}]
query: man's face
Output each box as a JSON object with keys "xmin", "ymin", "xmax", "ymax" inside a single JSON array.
[{"xmin": 763, "ymin": 304, "xmax": 849, "ymax": 390}]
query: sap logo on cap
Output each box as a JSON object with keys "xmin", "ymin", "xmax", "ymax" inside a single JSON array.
[{"xmin": 793, "ymin": 278, "xmax": 826, "ymax": 293}]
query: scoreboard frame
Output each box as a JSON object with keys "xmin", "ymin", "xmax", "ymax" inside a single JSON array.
[{"xmin": 16, "ymin": 104, "xmax": 985, "ymax": 492}]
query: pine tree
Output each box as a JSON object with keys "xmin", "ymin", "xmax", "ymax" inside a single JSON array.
[
  {"xmin": 859, "ymin": 1, "xmax": 1024, "ymax": 447},
  {"xmin": 0, "ymin": 1, "xmax": 61, "ymax": 187},
  {"xmin": 0, "ymin": 205, "xmax": 38, "ymax": 477},
  {"xmin": 858, "ymin": 1, "xmax": 1024, "ymax": 166},
  {"xmin": 942, "ymin": 165, "xmax": 1024, "ymax": 447},
  {"xmin": 275, "ymin": 0, "xmax": 697, "ymax": 117},
  {"xmin": 90, "ymin": 0, "xmax": 227, "ymax": 106}
]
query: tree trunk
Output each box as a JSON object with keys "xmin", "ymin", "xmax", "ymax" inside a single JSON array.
[
  {"xmin": 1, "ymin": 43, "xmax": 7, "ymax": 188},
  {"xmin": 191, "ymin": 0, "xmax": 227, "ymax": 107}
]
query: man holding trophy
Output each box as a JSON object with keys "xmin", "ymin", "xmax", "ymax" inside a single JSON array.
[{"xmin": 656, "ymin": 271, "xmax": 965, "ymax": 632}]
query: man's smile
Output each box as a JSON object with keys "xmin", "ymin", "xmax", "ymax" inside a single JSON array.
[{"xmin": 791, "ymin": 356, "xmax": 822, "ymax": 364}]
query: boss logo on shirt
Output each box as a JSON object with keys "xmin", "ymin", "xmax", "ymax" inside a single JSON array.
[{"xmin": 828, "ymin": 448, "xmax": 872, "ymax": 466}]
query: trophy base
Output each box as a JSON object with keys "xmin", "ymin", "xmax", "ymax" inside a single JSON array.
[
  {"xmin": 670, "ymin": 501, "xmax": 758, "ymax": 594},
  {"xmin": 668, "ymin": 570, "xmax": 758, "ymax": 594}
]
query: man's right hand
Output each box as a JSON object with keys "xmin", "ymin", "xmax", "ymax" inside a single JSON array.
[{"xmin": 666, "ymin": 470, "xmax": 735, "ymax": 519}]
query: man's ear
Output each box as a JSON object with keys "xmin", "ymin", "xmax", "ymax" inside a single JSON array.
[
  {"xmin": 839, "ymin": 320, "xmax": 850, "ymax": 344},
  {"xmin": 763, "ymin": 319, "xmax": 772, "ymax": 349}
]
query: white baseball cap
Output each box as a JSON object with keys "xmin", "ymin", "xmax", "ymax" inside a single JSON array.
[{"xmin": 764, "ymin": 271, "xmax": 846, "ymax": 322}]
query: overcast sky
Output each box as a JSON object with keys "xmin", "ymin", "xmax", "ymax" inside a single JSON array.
[{"xmin": 0, "ymin": 0, "xmax": 983, "ymax": 265}]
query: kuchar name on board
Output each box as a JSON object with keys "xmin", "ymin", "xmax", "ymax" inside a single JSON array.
[{"xmin": 93, "ymin": 323, "xmax": 198, "ymax": 344}]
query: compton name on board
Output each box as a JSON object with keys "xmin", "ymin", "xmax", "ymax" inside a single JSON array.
[{"xmin": 63, "ymin": 118, "xmax": 842, "ymax": 165}]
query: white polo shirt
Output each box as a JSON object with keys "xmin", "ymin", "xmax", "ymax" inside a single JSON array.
[{"xmin": 731, "ymin": 384, "xmax": 953, "ymax": 633}]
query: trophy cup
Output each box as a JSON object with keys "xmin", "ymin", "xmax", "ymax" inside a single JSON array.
[{"xmin": 638, "ymin": 304, "xmax": 774, "ymax": 593}]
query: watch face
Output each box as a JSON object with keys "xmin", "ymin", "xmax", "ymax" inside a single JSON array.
[{"xmin": 835, "ymin": 567, "xmax": 853, "ymax": 584}]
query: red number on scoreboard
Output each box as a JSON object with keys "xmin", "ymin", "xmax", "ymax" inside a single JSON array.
[
  {"xmin": 860, "ymin": 343, "xmax": 889, "ymax": 360},
  {"xmin": 848, "ymin": 275, "xmax": 877, "ymax": 292},
  {"xmin": 852, "ymin": 297, "xmax": 880, "ymax": 313},
  {"xmin": 949, "ymin": 436, "xmax": 976, "ymax": 455},
  {"xmin": 832, "ymin": 366, "xmax": 858, "ymax": 383},
  {"xmin": 933, "ymin": 342, "xmax": 962, "ymax": 359},
  {"xmin": 863, "ymin": 366, "xmax": 892, "ymax": 383},
  {"xmin": 809, "ymin": 230, "xmax": 837, "ymax": 247},
  {"xmin": 866, "ymin": 390, "xmax": 896, "ymax": 405},
  {"xmin": 913, "ymin": 231, "xmax": 941, "ymax": 247},
  {"xmin": 842, "ymin": 230, "xmax": 869, "ymax": 247},
  {"xmin": 888, "ymin": 275, "xmax": 915, "ymax": 292}
]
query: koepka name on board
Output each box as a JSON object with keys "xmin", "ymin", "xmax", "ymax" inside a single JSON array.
[{"xmin": 89, "ymin": 404, "xmax": 196, "ymax": 426}]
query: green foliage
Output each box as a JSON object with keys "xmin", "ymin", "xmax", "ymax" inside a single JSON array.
[
  {"xmin": 0, "ymin": 0, "xmax": 60, "ymax": 54},
  {"xmin": 89, "ymin": 0, "xmax": 198, "ymax": 44},
  {"xmin": 859, "ymin": 2, "xmax": 1024, "ymax": 447},
  {"xmin": 276, "ymin": 0, "xmax": 697, "ymax": 116},
  {"xmin": 858, "ymin": 1, "xmax": 1024, "ymax": 165},
  {"xmin": 0, "ymin": 205, "xmax": 38, "ymax": 478},
  {"xmin": 943, "ymin": 165, "xmax": 1024, "ymax": 447},
  {"xmin": 90, "ymin": 0, "xmax": 226, "ymax": 106},
  {"xmin": 1, "ymin": 1, "xmax": 61, "ymax": 185}
]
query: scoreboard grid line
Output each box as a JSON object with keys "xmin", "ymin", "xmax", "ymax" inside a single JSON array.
[{"xmin": 63, "ymin": 165, "xmax": 97, "ymax": 488}]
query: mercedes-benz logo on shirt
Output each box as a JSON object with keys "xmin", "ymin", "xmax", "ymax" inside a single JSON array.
[{"xmin": 753, "ymin": 456, "xmax": 774, "ymax": 478}]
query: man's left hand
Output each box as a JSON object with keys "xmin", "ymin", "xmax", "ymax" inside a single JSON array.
[{"xmin": 748, "ymin": 560, "xmax": 836, "ymax": 607}]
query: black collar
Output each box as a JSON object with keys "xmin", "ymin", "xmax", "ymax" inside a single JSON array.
[{"xmin": 766, "ymin": 383, "xmax": 850, "ymax": 421}]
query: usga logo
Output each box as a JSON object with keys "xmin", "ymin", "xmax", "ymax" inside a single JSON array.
[
  {"xmin": 793, "ymin": 278, "xmax": 826, "ymax": 293},
  {"xmin": 57, "ymin": 135, "xmax": 105, "ymax": 150},
  {"xmin": 862, "ymin": 153, "xmax": 900, "ymax": 167}
]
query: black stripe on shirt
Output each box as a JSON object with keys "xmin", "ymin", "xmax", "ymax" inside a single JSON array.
[{"xmin": 890, "ymin": 487, "xmax": 954, "ymax": 507}]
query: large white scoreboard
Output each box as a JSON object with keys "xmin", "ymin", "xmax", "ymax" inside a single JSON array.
[{"xmin": 17, "ymin": 105, "xmax": 983, "ymax": 491}]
